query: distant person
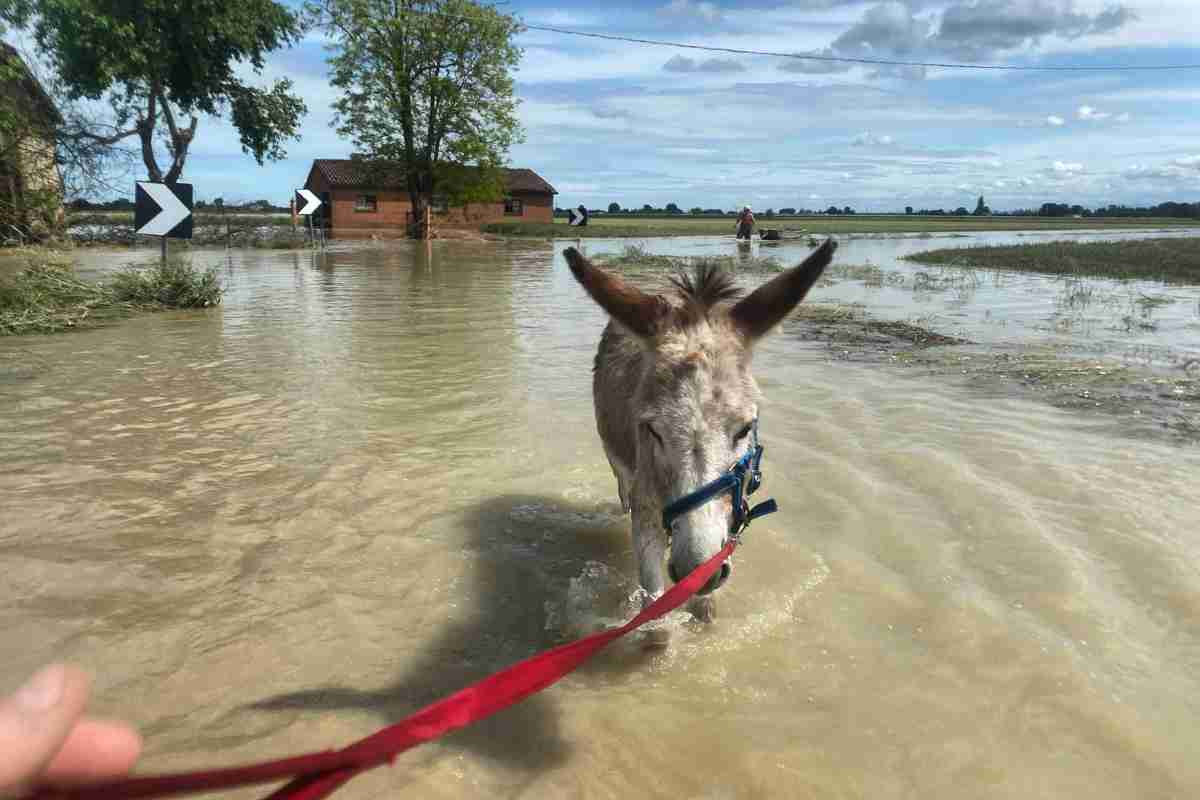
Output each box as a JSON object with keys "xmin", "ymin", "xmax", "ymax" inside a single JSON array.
[
  {"xmin": 735, "ymin": 206, "xmax": 755, "ymax": 240},
  {"xmin": 0, "ymin": 663, "xmax": 141, "ymax": 795}
]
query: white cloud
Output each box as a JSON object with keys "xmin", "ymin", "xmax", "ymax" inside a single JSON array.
[
  {"xmin": 660, "ymin": 0, "xmax": 721, "ymax": 22},
  {"xmin": 1047, "ymin": 115, "xmax": 1065, "ymax": 126},
  {"xmin": 1077, "ymin": 105, "xmax": 1111, "ymax": 121},
  {"xmin": 1052, "ymin": 160, "xmax": 1085, "ymax": 174},
  {"xmin": 1127, "ymin": 154, "xmax": 1200, "ymax": 180},
  {"xmin": 1115, "ymin": 112, "xmax": 1131, "ymax": 123},
  {"xmin": 663, "ymin": 54, "xmax": 745, "ymax": 73},
  {"xmin": 809, "ymin": 193, "xmax": 820, "ymax": 199},
  {"xmin": 851, "ymin": 131, "xmax": 895, "ymax": 146}
]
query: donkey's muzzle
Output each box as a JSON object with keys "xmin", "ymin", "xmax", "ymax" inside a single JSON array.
[{"xmin": 669, "ymin": 560, "xmax": 732, "ymax": 595}]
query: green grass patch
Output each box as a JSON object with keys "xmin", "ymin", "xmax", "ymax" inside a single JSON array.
[
  {"xmin": 0, "ymin": 257, "xmax": 222, "ymax": 335},
  {"xmin": 904, "ymin": 237, "xmax": 1200, "ymax": 283},
  {"xmin": 591, "ymin": 244, "xmax": 784, "ymax": 275}
]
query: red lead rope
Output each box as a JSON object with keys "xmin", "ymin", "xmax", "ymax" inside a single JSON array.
[{"xmin": 34, "ymin": 540, "xmax": 738, "ymax": 800}]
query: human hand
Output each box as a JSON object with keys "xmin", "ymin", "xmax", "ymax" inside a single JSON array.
[{"xmin": 0, "ymin": 664, "xmax": 141, "ymax": 798}]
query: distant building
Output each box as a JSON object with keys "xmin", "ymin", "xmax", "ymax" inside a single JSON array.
[
  {"xmin": 0, "ymin": 42, "xmax": 64, "ymax": 239},
  {"xmin": 302, "ymin": 158, "xmax": 556, "ymax": 236}
]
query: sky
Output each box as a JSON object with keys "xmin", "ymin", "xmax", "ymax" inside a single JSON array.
[{"xmin": 11, "ymin": 0, "xmax": 1200, "ymax": 212}]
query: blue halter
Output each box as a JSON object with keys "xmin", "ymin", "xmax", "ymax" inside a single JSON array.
[{"xmin": 660, "ymin": 419, "xmax": 779, "ymax": 541}]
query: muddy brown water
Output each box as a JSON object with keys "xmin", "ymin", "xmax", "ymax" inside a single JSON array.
[{"xmin": 2, "ymin": 237, "xmax": 1199, "ymax": 799}]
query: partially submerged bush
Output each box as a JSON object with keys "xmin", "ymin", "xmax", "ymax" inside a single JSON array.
[
  {"xmin": 0, "ymin": 260, "xmax": 115, "ymax": 335},
  {"xmin": 109, "ymin": 259, "xmax": 222, "ymax": 308},
  {"xmin": 0, "ymin": 256, "xmax": 222, "ymax": 335}
]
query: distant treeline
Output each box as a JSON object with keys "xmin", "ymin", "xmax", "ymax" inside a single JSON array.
[
  {"xmin": 555, "ymin": 204, "xmax": 850, "ymax": 217},
  {"xmin": 558, "ymin": 200, "xmax": 1200, "ymax": 219},
  {"xmin": 1011, "ymin": 201, "xmax": 1200, "ymax": 218}
]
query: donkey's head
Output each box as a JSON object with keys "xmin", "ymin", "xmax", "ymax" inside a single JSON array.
[{"xmin": 565, "ymin": 240, "xmax": 837, "ymax": 594}]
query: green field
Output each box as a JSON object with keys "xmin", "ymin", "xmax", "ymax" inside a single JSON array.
[
  {"xmin": 906, "ymin": 237, "xmax": 1200, "ymax": 283},
  {"xmin": 483, "ymin": 214, "xmax": 1200, "ymax": 238}
]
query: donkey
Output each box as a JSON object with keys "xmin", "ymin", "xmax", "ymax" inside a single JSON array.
[{"xmin": 564, "ymin": 239, "xmax": 837, "ymax": 621}]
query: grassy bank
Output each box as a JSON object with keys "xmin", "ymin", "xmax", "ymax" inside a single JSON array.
[
  {"xmin": 484, "ymin": 215, "xmax": 1200, "ymax": 239},
  {"xmin": 0, "ymin": 257, "xmax": 222, "ymax": 335},
  {"xmin": 905, "ymin": 237, "xmax": 1200, "ymax": 283}
]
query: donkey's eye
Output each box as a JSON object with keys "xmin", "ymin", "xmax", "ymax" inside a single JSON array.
[
  {"xmin": 644, "ymin": 423, "xmax": 664, "ymax": 447},
  {"xmin": 733, "ymin": 422, "xmax": 753, "ymax": 444}
]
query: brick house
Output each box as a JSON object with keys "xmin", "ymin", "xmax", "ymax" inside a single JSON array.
[
  {"xmin": 302, "ymin": 159, "xmax": 556, "ymax": 235},
  {"xmin": 0, "ymin": 42, "xmax": 64, "ymax": 239}
]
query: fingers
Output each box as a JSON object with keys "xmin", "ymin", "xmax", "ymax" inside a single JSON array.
[
  {"xmin": 0, "ymin": 664, "xmax": 90, "ymax": 794},
  {"xmin": 0, "ymin": 665, "xmax": 142, "ymax": 797},
  {"xmin": 41, "ymin": 718, "xmax": 142, "ymax": 785}
]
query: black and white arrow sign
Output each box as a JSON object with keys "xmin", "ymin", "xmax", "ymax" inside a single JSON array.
[
  {"xmin": 295, "ymin": 188, "xmax": 321, "ymax": 216},
  {"xmin": 567, "ymin": 206, "xmax": 589, "ymax": 227},
  {"xmin": 135, "ymin": 181, "xmax": 193, "ymax": 238}
]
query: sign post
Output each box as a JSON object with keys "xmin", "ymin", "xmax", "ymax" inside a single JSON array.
[
  {"xmin": 295, "ymin": 189, "xmax": 323, "ymax": 249},
  {"xmin": 568, "ymin": 205, "xmax": 589, "ymax": 227},
  {"xmin": 135, "ymin": 181, "xmax": 194, "ymax": 265}
]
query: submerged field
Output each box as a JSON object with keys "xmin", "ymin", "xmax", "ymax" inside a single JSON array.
[
  {"xmin": 484, "ymin": 214, "xmax": 1200, "ymax": 238},
  {"xmin": 3, "ymin": 238, "xmax": 1200, "ymax": 799}
]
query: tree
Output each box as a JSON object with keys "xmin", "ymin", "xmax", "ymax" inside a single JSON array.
[
  {"xmin": 665, "ymin": 202, "xmax": 682, "ymax": 214},
  {"xmin": 689, "ymin": 207, "xmax": 703, "ymax": 215},
  {"xmin": 973, "ymin": 195, "xmax": 990, "ymax": 216},
  {"xmin": 607, "ymin": 202, "xmax": 621, "ymax": 213},
  {"xmin": 313, "ymin": 0, "xmax": 522, "ymax": 237},
  {"xmin": 825, "ymin": 206, "xmax": 840, "ymax": 215},
  {"xmin": 905, "ymin": 206, "xmax": 913, "ymax": 215},
  {"xmin": 954, "ymin": 206, "xmax": 969, "ymax": 216},
  {"xmin": 2, "ymin": 0, "xmax": 307, "ymax": 186}
]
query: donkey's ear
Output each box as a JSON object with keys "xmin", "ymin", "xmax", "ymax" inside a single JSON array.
[
  {"xmin": 564, "ymin": 247, "xmax": 670, "ymax": 338},
  {"xmin": 730, "ymin": 238, "xmax": 837, "ymax": 340}
]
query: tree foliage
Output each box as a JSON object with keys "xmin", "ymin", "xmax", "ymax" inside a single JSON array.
[
  {"xmin": 311, "ymin": 0, "xmax": 522, "ymax": 236},
  {"xmin": 1, "ymin": 0, "xmax": 307, "ymax": 184}
]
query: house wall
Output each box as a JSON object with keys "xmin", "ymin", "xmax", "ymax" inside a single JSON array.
[
  {"xmin": 304, "ymin": 170, "xmax": 553, "ymax": 234},
  {"xmin": 0, "ymin": 134, "xmax": 64, "ymax": 236}
]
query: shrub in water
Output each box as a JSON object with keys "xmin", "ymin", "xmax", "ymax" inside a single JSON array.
[{"xmin": 109, "ymin": 259, "xmax": 223, "ymax": 308}]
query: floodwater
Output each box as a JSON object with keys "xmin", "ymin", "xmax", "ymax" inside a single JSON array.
[{"xmin": 2, "ymin": 235, "xmax": 1200, "ymax": 799}]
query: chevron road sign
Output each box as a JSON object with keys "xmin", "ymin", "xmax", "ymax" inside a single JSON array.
[
  {"xmin": 135, "ymin": 181, "xmax": 193, "ymax": 238},
  {"xmin": 295, "ymin": 188, "xmax": 321, "ymax": 216}
]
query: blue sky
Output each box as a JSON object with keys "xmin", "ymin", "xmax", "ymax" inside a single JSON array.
[{"xmin": 15, "ymin": 0, "xmax": 1200, "ymax": 211}]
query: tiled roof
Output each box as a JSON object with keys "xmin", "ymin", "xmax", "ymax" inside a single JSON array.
[{"xmin": 310, "ymin": 159, "xmax": 556, "ymax": 194}]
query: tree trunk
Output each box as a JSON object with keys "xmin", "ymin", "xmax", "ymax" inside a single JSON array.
[{"xmin": 408, "ymin": 186, "xmax": 425, "ymax": 239}]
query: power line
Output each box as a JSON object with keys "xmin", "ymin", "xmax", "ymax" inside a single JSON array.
[
  {"xmin": 395, "ymin": 5, "xmax": 1200, "ymax": 72},
  {"xmin": 518, "ymin": 22, "xmax": 1200, "ymax": 72}
]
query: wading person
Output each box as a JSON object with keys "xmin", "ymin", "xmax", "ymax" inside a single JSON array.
[{"xmin": 735, "ymin": 206, "xmax": 755, "ymax": 240}]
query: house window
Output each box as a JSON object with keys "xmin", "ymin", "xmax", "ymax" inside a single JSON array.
[
  {"xmin": 504, "ymin": 196, "xmax": 523, "ymax": 216},
  {"xmin": 354, "ymin": 194, "xmax": 377, "ymax": 212}
]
